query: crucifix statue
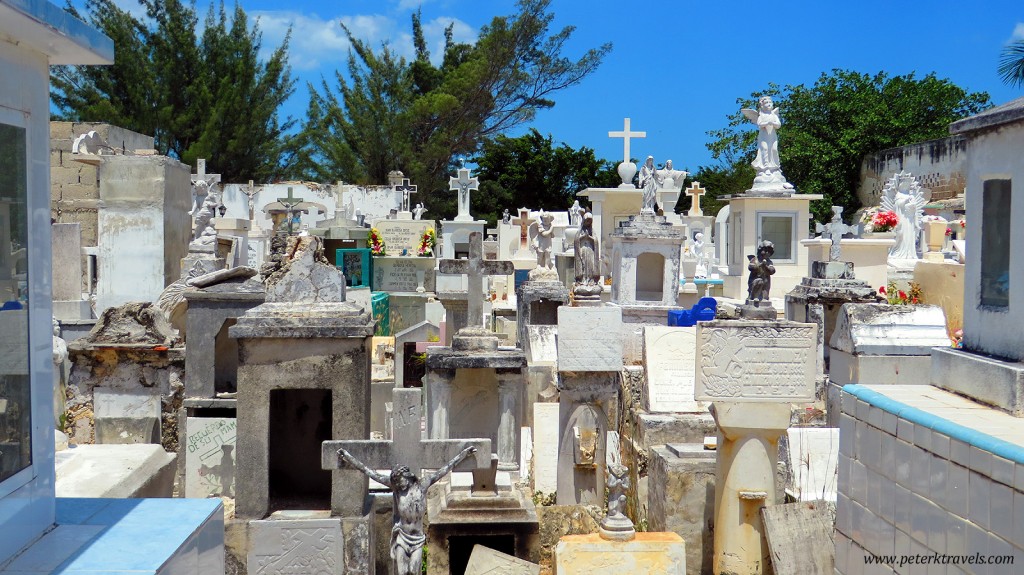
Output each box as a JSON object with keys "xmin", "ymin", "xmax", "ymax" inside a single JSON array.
[
  {"xmin": 815, "ymin": 206, "xmax": 859, "ymax": 261},
  {"xmin": 608, "ymin": 117, "xmax": 646, "ymax": 187},
  {"xmin": 324, "ymin": 388, "xmax": 490, "ymax": 575},
  {"xmin": 448, "ymin": 168, "xmax": 479, "ymax": 222},
  {"xmin": 277, "ymin": 187, "xmax": 304, "ymax": 235},
  {"xmin": 240, "ymin": 179, "xmax": 259, "ymax": 221},
  {"xmin": 685, "ymin": 182, "xmax": 707, "ymax": 217},
  {"xmin": 511, "ymin": 207, "xmax": 532, "ymax": 256},
  {"xmin": 438, "ymin": 232, "xmax": 513, "ymax": 335},
  {"xmin": 395, "ymin": 178, "xmax": 417, "ymax": 213}
]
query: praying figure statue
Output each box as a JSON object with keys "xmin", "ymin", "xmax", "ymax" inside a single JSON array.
[
  {"xmin": 412, "ymin": 203, "xmax": 427, "ymax": 220},
  {"xmin": 572, "ymin": 212, "xmax": 602, "ymax": 302},
  {"xmin": 638, "ymin": 155, "xmax": 659, "ymax": 214},
  {"xmin": 693, "ymin": 232, "xmax": 707, "ymax": 278},
  {"xmin": 746, "ymin": 240, "xmax": 776, "ymax": 303},
  {"xmin": 741, "ymin": 96, "xmax": 794, "ymax": 191},
  {"xmin": 336, "ymin": 445, "xmax": 477, "ymax": 575},
  {"xmin": 880, "ymin": 172, "xmax": 927, "ymax": 261}
]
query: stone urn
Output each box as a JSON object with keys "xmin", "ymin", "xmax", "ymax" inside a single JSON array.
[
  {"xmin": 617, "ymin": 161, "xmax": 637, "ymax": 188},
  {"xmin": 562, "ymin": 225, "xmax": 580, "ymax": 253}
]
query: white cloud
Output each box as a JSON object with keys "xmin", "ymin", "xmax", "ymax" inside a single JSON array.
[
  {"xmin": 252, "ymin": 11, "xmax": 401, "ymax": 71},
  {"xmin": 1012, "ymin": 22, "xmax": 1024, "ymax": 42},
  {"xmin": 422, "ymin": 17, "xmax": 477, "ymax": 64}
]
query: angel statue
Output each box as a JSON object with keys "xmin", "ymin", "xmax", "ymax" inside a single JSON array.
[
  {"xmin": 742, "ymin": 96, "xmax": 794, "ymax": 191},
  {"xmin": 881, "ymin": 171, "xmax": 928, "ymax": 260},
  {"xmin": 337, "ymin": 445, "xmax": 477, "ymax": 575}
]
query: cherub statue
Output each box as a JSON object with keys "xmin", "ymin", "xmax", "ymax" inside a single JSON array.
[
  {"xmin": 741, "ymin": 96, "xmax": 794, "ymax": 190},
  {"xmin": 599, "ymin": 461, "xmax": 636, "ymax": 541},
  {"xmin": 412, "ymin": 203, "xmax": 427, "ymax": 220},
  {"xmin": 880, "ymin": 171, "xmax": 928, "ymax": 260},
  {"xmin": 502, "ymin": 209, "xmax": 511, "ymax": 225},
  {"xmin": 746, "ymin": 240, "xmax": 776, "ymax": 303},
  {"xmin": 533, "ymin": 212, "xmax": 555, "ymax": 269},
  {"xmin": 337, "ymin": 445, "xmax": 477, "ymax": 575}
]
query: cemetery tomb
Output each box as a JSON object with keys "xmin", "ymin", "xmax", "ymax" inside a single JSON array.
[{"xmin": 268, "ymin": 388, "xmax": 333, "ymax": 510}]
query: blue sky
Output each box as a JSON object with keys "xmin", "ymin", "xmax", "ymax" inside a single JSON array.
[{"xmin": 116, "ymin": 0, "xmax": 1024, "ymax": 172}]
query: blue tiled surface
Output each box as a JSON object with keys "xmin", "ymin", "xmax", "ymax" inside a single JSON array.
[
  {"xmin": 0, "ymin": 498, "xmax": 222, "ymax": 574},
  {"xmin": 844, "ymin": 384, "xmax": 1024, "ymax": 464}
]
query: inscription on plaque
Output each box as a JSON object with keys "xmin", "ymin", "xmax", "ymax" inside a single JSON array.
[
  {"xmin": 374, "ymin": 220, "xmax": 433, "ymax": 256},
  {"xmin": 695, "ymin": 320, "xmax": 816, "ymax": 402},
  {"xmin": 373, "ymin": 258, "xmax": 435, "ymax": 292},
  {"xmin": 643, "ymin": 326, "xmax": 702, "ymax": 412}
]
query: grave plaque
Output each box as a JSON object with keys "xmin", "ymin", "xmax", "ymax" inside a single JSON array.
[
  {"xmin": 374, "ymin": 220, "xmax": 434, "ymax": 256},
  {"xmin": 373, "ymin": 258, "xmax": 435, "ymax": 292},
  {"xmin": 184, "ymin": 416, "xmax": 237, "ymax": 497},
  {"xmin": 557, "ymin": 306, "xmax": 622, "ymax": 372},
  {"xmin": 695, "ymin": 320, "xmax": 816, "ymax": 402},
  {"xmin": 642, "ymin": 326, "xmax": 702, "ymax": 412}
]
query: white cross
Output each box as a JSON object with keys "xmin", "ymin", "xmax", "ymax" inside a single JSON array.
[
  {"xmin": 815, "ymin": 206, "xmax": 859, "ymax": 261},
  {"xmin": 686, "ymin": 182, "xmax": 707, "ymax": 217},
  {"xmin": 449, "ymin": 168, "xmax": 479, "ymax": 222},
  {"xmin": 438, "ymin": 232, "xmax": 513, "ymax": 330},
  {"xmin": 608, "ymin": 117, "xmax": 646, "ymax": 164},
  {"xmin": 511, "ymin": 207, "xmax": 532, "ymax": 254}
]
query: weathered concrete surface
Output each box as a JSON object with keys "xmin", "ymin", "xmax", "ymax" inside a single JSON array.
[
  {"xmin": 55, "ymin": 443, "xmax": 176, "ymax": 497},
  {"xmin": 536, "ymin": 504, "xmax": 602, "ymax": 573},
  {"xmin": 648, "ymin": 445, "xmax": 715, "ymax": 575},
  {"xmin": 554, "ymin": 532, "xmax": 686, "ymax": 574}
]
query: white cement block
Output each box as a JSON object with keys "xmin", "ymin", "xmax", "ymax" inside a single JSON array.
[{"xmin": 557, "ymin": 306, "xmax": 623, "ymax": 372}]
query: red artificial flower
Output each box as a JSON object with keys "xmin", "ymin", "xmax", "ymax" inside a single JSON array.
[
  {"xmin": 879, "ymin": 286, "xmax": 886, "ymax": 294},
  {"xmin": 945, "ymin": 227, "xmax": 952, "ymax": 236},
  {"xmin": 911, "ymin": 297, "xmax": 919, "ymax": 304},
  {"xmin": 898, "ymin": 290, "xmax": 907, "ymax": 300}
]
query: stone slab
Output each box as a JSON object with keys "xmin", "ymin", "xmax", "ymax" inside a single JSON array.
[
  {"xmin": 785, "ymin": 428, "xmax": 839, "ymax": 502},
  {"xmin": 557, "ymin": 306, "xmax": 623, "ymax": 372},
  {"xmin": 761, "ymin": 502, "xmax": 834, "ymax": 575},
  {"xmin": 92, "ymin": 387, "xmax": 161, "ymax": 444},
  {"xmin": 829, "ymin": 303, "xmax": 948, "ymax": 356},
  {"xmin": 466, "ymin": 544, "xmax": 540, "ymax": 574},
  {"xmin": 695, "ymin": 320, "xmax": 816, "ymax": 403},
  {"xmin": 532, "ymin": 403, "xmax": 559, "ymax": 495},
  {"xmin": 554, "ymin": 532, "xmax": 686, "ymax": 574},
  {"xmin": 184, "ymin": 416, "xmax": 237, "ymax": 498},
  {"xmin": 642, "ymin": 326, "xmax": 703, "ymax": 413},
  {"xmin": 248, "ymin": 517, "xmax": 344, "ymax": 575},
  {"xmin": 372, "ymin": 256, "xmax": 436, "ymax": 292},
  {"xmin": 525, "ymin": 324, "xmax": 558, "ymax": 367},
  {"xmin": 52, "ymin": 222, "xmax": 83, "ymax": 300},
  {"xmin": 829, "ymin": 351, "xmax": 935, "ymax": 386},
  {"xmin": 55, "ymin": 444, "xmax": 176, "ymax": 498},
  {"xmin": 930, "ymin": 346, "xmax": 1024, "ymax": 417}
]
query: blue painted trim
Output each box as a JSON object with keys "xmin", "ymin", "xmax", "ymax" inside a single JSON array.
[
  {"xmin": 844, "ymin": 384, "xmax": 1024, "ymax": 464},
  {"xmin": 1, "ymin": 0, "xmax": 114, "ymax": 61}
]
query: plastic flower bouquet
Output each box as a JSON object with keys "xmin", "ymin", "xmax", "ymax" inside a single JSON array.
[{"xmin": 369, "ymin": 228, "xmax": 387, "ymax": 256}]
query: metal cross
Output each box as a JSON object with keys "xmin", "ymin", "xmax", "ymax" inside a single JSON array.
[
  {"xmin": 438, "ymin": 232, "xmax": 513, "ymax": 330},
  {"xmin": 395, "ymin": 178, "xmax": 417, "ymax": 212},
  {"xmin": 448, "ymin": 168, "xmax": 479, "ymax": 221},
  {"xmin": 815, "ymin": 206, "xmax": 859, "ymax": 261},
  {"xmin": 608, "ymin": 117, "xmax": 646, "ymax": 164},
  {"xmin": 685, "ymin": 182, "xmax": 707, "ymax": 217}
]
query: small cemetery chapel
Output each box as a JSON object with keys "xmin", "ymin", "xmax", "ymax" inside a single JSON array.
[{"xmin": 13, "ymin": 0, "xmax": 1024, "ymax": 565}]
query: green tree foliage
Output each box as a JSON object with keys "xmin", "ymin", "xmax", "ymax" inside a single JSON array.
[
  {"xmin": 471, "ymin": 129, "xmax": 619, "ymax": 224},
  {"xmin": 51, "ymin": 0, "xmax": 295, "ymax": 183},
  {"xmin": 703, "ymin": 70, "xmax": 990, "ymax": 222},
  {"xmin": 998, "ymin": 39, "xmax": 1024, "ymax": 88},
  {"xmin": 293, "ymin": 0, "xmax": 611, "ymax": 219}
]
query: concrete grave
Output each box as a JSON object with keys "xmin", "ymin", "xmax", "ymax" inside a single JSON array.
[
  {"xmin": 642, "ymin": 326, "xmax": 703, "ymax": 413},
  {"xmin": 92, "ymin": 387, "xmax": 161, "ymax": 444},
  {"xmin": 516, "ymin": 279, "xmax": 568, "ymax": 348},
  {"xmin": 247, "ymin": 515, "xmax": 346, "ymax": 575},
  {"xmin": 785, "ymin": 427, "xmax": 839, "ymax": 502},
  {"xmin": 184, "ymin": 416, "xmax": 237, "ymax": 498},
  {"xmin": 554, "ymin": 533, "xmax": 687, "ymax": 574},
  {"xmin": 647, "ymin": 444, "xmax": 716, "ymax": 575}
]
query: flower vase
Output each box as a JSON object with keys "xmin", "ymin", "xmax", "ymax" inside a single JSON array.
[{"xmin": 923, "ymin": 221, "xmax": 947, "ymax": 257}]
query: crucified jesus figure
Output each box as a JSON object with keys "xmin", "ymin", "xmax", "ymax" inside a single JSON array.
[{"xmin": 336, "ymin": 445, "xmax": 477, "ymax": 575}]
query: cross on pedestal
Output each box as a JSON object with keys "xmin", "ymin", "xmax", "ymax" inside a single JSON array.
[
  {"xmin": 449, "ymin": 168, "xmax": 479, "ymax": 222},
  {"xmin": 815, "ymin": 206, "xmax": 859, "ymax": 261},
  {"xmin": 608, "ymin": 117, "xmax": 646, "ymax": 165},
  {"xmin": 438, "ymin": 232, "xmax": 513, "ymax": 331},
  {"xmin": 685, "ymin": 181, "xmax": 707, "ymax": 217},
  {"xmin": 395, "ymin": 178, "xmax": 417, "ymax": 212},
  {"xmin": 322, "ymin": 388, "xmax": 490, "ymax": 479},
  {"xmin": 511, "ymin": 207, "xmax": 531, "ymax": 254}
]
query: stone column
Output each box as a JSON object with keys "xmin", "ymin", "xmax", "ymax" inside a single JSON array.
[
  {"xmin": 495, "ymin": 370, "xmax": 521, "ymax": 471},
  {"xmin": 711, "ymin": 402, "xmax": 791, "ymax": 575},
  {"xmin": 426, "ymin": 370, "xmax": 453, "ymax": 439},
  {"xmin": 807, "ymin": 302, "xmax": 825, "ymax": 380}
]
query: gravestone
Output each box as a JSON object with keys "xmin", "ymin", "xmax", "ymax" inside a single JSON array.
[
  {"xmin": 184, "ymin": 416, "xmax": 237, "ymax": 497},
  {"xmin": 93, "ymin": 387, "xmax": 161, "ymax": 444},
  {"xmin": 373, "ymin": 219, "xmax": 434, "ymax": 256},
  {"xmin": 531, "ymin": 403, "xmax": 560, "ymax": 496},
  {"xmin": 372, "ymin": 257, "xmax": 435, "ymax": 293},
  {"xmin": 465, "ymin": 544, "xmax": 540, "ymax": 575},
  {"xmin": 642, "ymin": 326, "xmax": 702, "ymax": 413}
]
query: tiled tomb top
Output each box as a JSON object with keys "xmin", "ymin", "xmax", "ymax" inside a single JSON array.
[{"xmin": 844, "ymin": 384, "xmax": 1024, "ymax": 465}]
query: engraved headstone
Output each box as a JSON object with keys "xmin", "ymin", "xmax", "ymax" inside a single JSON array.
[
  {"xmin": 695, "ymin": 320, "xmax": 816, "ymax": 403},
  {"xmin": 642, "ymin": 326, "xmax": 703, "ymax": 412},
  {"xmin": 184, "ymin": 417, "xmax": 237, "ymax": 497},
  {"xmin": 374, "ymin": 220, "xmax": 434, "ymax": 256}
]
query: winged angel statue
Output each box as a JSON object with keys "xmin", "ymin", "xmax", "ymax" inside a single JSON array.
[
  {"xmin": 742, "ymin": 96, "xmax": 794, "ymax": 191},
  {"xmin": 880, "ymin": 171, "xmax": 928, "ymax": 260}
]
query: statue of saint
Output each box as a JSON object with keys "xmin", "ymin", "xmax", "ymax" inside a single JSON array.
[
  {"xmin": 574, "ymin": 212, "xmax": 599, "ymax": 284},
  {"xmin": 568, "ymin": 200, "xmax": 584, "ymax": 227},
  {"xmin": 638, "ymin": 156, "xmax": 659, "ymax": 214},
  {"xmin": 656, "ymin": 159, "xmax": 687, "ymax": 189},
  {"xmin": 336, "ymin": 445, "xmax": 477, "ymax": 575},
  {"xmin": 741, "ymin": 96, "xmax": 793, "ymax": 190},
  {"xmin": 533, "ymin": 212, "xmax": 555, "ymax": 269},
  {"xmin": 693, "ymin": 232, "xmax": 707, "ymax": 278},
  {"xmin": 502, "ymin": 208, "xmax": 511, "ymax": 225},
  {"xmin": 746, "ymin": 240, "xmax": 776, "ymax": 303}
]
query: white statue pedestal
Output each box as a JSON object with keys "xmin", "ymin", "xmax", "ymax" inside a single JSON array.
[
  {"xmin": 396, "ymin": 210, "xmax": 413, "ymax": 221},
  {"xmin": 710, "ymin": 402, "xmax": 790, "ymax": 575}
]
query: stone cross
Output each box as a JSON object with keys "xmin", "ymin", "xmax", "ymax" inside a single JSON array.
[
  {"xmin": 685, "ymin": 182, "xmax": 707, "ymax": 217},
  {"xmin": 322, "ymin": 388, "xmax": 490, "ymax": 478},
  {"xmin": 449, "ymin": 168, "xmax": 479, "ymax": 222},
  {"xmin": 190, "ymin": 158, "xmax": 221, "ymax": 216},
  {"xmin": 511, "ymin": 207, "xmax": 531, "ymax": 254},
  {"xmin": 815, "ymin": 206, "xmax": 858, "ymax": 261},
  {"xmin": 396, "ymin": 178, "xmax": 417, "ymax": 212},
  {"xmin": 608, "ymin": 117, "xmax": 646, "ymax": 164},
  {"xmin": 438, "ymin": 232, "xmax": 513, "ymax": 331}
]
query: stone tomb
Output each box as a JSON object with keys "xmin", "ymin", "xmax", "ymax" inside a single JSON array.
[
  {"xmin": 231, "ymin": 237, "xmax": 375, "ymax": 520},
  {"xmin": 647, "ymin": 443, "xmax": 716, "ymax": 575},
  {"xmin": 394, "ymin": 320, "xmax": 440, "ymax": 389},
  {"xmin": 515, "ymin": 278, "xmax": 568, "ymax": 348},
  {"xmin": 609, "ymin": 213, "xmax": 683, "ymax": 307},
  {"xmin": 183, "ymin": 413, "xmax": 237, "ymax": 498}
]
